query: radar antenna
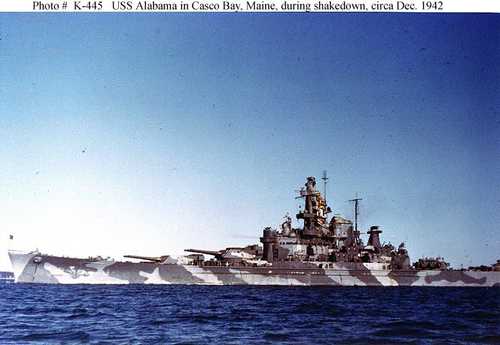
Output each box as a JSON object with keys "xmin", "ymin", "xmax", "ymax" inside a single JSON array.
[
  {"xmin": 349, "ymin": 195, "xmax": 362, "ymax": 232},
  {"xmin": 321, "ymin": 170, "xmax": 329, "ymax": 204}
]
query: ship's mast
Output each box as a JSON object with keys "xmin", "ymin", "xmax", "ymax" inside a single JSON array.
[
  {"xmin": 321, "ymin": 170, "xmax": 328, "ymax": 204},
  {"xmin": 349, "ymin": 196, "xmax": 362, "ymax": 232}
]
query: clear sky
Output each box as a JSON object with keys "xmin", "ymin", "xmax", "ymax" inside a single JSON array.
[{"xmin": 0, "ymin": 13, "xmax": 499, "ymax": 270}]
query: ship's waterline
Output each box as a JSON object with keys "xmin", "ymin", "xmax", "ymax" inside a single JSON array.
[{"xmin": 8, "ymin": 251, "xmax": 500, "ymax": 286}]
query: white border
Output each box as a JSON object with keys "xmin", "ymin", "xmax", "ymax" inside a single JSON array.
[{"xmin": 1, "ymin": 0, "xmax": 499, "ymax": 13}]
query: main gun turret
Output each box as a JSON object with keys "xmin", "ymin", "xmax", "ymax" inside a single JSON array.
[{"xmin": 124, "ymin": 254, "xmax": 173, "ymax": 264}]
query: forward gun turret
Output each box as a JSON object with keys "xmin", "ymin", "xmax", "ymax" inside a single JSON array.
[
  {"xmin": 185, "ymin": 246, "xmax": 260, "ymax": 262},
  {"xmin": 124, "ymin": 254, "xmax": 173, "ymax": 264},
  {"xmin": 185, "ymin": 249, "xmax": 223, "ymax": 259}
]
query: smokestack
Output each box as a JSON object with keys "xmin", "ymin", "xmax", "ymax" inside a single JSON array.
[
  {"xmin": 367, "ymin": 226, "xmax": 382, "ymax": 251},
  {"xmin": 260, "ymin": 228, "xmax": 276, "ymax": 262}
]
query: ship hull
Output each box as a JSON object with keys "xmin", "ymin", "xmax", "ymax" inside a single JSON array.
[{"xmin": 8, "ymin": 251, "xmax": 500, "ymax": 287}]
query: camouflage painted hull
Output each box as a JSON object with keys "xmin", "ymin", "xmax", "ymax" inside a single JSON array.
[{"xmin": 9, "ymin": 251, "xmax": 500, "ymax": 287}]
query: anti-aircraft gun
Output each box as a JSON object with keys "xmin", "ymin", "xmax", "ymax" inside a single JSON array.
[{"xmin": 413, "ymin": 257, "xmax": 450, "ymax": 270}]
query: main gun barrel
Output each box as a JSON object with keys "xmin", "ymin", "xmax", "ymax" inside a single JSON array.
[
  {"xmin": 184, "ymin": 249, "xmax": 221, "ymax": 256},
  {"xmin": 124, "ymin": 255, "xmax": 169, "ymax": 263}
]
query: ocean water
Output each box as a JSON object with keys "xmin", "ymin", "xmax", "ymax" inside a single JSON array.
[{"xmin": 0, "ymin": 285, "xmax": 499, "ymax": 344}]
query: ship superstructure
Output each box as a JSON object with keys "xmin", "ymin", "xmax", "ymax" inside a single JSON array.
[{"xmin": 257, "ymin": 175, "xmax": 410, "ymax": 269}]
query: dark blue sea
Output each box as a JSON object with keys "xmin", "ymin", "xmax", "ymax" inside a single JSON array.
[{"xmin": 0, "ymin": 285, "xmax": 499, "ymax": 344}]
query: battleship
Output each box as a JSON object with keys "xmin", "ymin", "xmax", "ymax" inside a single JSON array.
[{"xmin": 8, "ymin": 174, "xmax": 500, "ymax": 286}]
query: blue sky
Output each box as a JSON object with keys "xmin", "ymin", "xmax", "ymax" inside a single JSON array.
[{"xmin": 0, "ymin": 13, "xmax": 499, "ymax": 270}]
